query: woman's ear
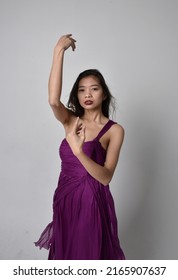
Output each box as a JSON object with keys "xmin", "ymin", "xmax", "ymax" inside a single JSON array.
[{"xmin": 103, "ymin": 94, "xmax": 107, "ymax": 101}]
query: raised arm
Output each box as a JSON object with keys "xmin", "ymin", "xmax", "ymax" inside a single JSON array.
[{"xmin": 48, "ymin": 34, "xmax": 76, "ymax": 125}]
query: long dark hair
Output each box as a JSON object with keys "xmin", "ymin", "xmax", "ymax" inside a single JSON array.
[{"xmin": 67, "ymin": 69, "xmax": 115, "ymax": 118}]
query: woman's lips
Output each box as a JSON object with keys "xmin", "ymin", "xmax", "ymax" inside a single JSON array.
[{"xmin": 84, "ymin": 100, "xmax": 93, "ymax": 105}]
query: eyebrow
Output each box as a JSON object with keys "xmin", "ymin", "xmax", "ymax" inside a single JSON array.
[{"xmin": 78, "ymin": 84, "xmax": 99, "ymax": 88}]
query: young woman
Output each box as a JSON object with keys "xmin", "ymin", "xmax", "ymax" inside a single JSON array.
[{"xmin": 35, "ymin": 34, "xmax": 125, "ymax": 260}]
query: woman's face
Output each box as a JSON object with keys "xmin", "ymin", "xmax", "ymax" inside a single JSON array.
[{"xmin": 77, "ymin": 75, "xmax": 105, "ymax": 111}]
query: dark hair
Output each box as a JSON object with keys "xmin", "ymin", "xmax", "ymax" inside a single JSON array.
[{"xmin": 67, "ymin": 69, "xmax": 115, "ymax": 118}]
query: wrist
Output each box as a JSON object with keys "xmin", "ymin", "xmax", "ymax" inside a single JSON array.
[
  {"xmin": 53, "ymin": 47, "xmax": 65, "ymax": 58},
  {"xmin": 74, "ymin": 148, "xmax": 84, "ymax": 158}
]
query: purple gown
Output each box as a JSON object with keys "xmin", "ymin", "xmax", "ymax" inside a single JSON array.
[{"xmin": 35, "ymin": 120, "xmax": 125, "ymax": 260}]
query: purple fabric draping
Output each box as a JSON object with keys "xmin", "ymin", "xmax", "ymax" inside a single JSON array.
[{"xmin": 35, "ymin": 120, "xmax": 125, "ymax": 260}]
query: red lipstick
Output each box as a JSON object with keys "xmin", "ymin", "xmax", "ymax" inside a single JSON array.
[{"xmin": 84, "ymin": 100, "xmax": 93, "ymax": 105}]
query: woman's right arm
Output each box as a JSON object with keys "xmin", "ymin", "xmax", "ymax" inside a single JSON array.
[{"xmin": 48, "ymin": 34, "xmax": 76, "ymax": 125}]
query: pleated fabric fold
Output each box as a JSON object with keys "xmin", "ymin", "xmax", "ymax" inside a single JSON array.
[{"xmin": 35, "ymin": 120, "xmax": 125, "ymax": 260}]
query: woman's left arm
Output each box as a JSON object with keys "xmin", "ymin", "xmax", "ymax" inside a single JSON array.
[{"xmin": 66, "ymin": 118, "xmax": 125, "ymax": 186}]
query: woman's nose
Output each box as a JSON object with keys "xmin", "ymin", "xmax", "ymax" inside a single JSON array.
[{"xmin": 85, "ymin": 89, "xmax": 92, "ymax": 97}]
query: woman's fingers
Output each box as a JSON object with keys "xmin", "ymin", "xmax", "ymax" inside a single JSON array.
[
  {"xmin": 76, "ymin": 123, "xmax": 83, "ymax": 135},
  {"xmin": 66, "ymin": 33, "xmax": 72, "ymax": 37},
  {"xmin": 80, "ymin": 125, "xmax": 86, "ymax": 141},
  {"xmin": 72, "ymin": 117, "xmax": 84, "ymax": 135},
  {"xmin": 55, "ymin": 34, "xmax": 76, "ymax": 52},
  {"xmin": 72, "ymin": 117, "xmax": 80, "ymax": 132},
  {"xmin": 66, "ymin": 117, "xmax": 85, "ymax": 155},
  {"xmin": 69, "ymin": 36, "xmax": 76, "ymax": 51}
]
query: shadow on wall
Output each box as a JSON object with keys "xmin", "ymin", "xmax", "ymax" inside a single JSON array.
[{"xmin": 121, "ymin": 110, "xmax": 164, "ymax": 259}]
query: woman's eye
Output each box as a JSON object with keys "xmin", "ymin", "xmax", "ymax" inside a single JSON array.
[
  {"xmin": 78, "ymin": 89, "xmax": 84, "ymax": 92},
  {"xmin": 92, "ymin": 88, "xmax": 98, "ymax": 91}
]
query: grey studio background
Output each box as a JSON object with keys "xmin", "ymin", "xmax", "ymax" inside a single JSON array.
[{"xmin": 0, "ymin": 0, "xmax": 177, "ymax": 260}]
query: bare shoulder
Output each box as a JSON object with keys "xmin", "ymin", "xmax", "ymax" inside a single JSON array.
[
  {"xmin": 108, "ymin": 122, "xmax": 125, "ymax": 147},
  {"xmin": 110, "ymin": 122, "xmax": 124, "ymax": 138}
]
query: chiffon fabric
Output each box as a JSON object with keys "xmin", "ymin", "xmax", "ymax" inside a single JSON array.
[{"xmin": 35, "ymin": 120, "xmax": 125, "ymax": 260}]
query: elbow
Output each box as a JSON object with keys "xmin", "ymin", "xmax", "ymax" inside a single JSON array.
[
  {"xmin": 101, "ymin": 174, "xmax": 112, "ymax": 186},
  {"xmin": 102, "ymin": 179, "xmax": 111, "ymax": 186},
  {"xmin": 48, "ymin": 97, "xmax": 59, "ymax": 107},
  {"xmin": 101, "ymin": 168, "xmax": 115, "ymax": 186}
]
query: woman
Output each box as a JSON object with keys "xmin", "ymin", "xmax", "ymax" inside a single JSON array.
[{"xmin": 35, "ymin": 34, "xmax": 125, "ymax": 260}]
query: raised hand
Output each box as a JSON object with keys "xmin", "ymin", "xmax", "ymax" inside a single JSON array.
[
  {"xmin": 66, "ymin": 117, "xmax": 86, "ymax": 156},
  {"xmin": 54, "ymin": 34, "xmax": 76, "ymax": 54}
]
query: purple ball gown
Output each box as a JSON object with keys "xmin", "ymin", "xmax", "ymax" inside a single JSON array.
[{"xmin": 35, "ymin": 120, "xmax": 125, "ymax": 260}]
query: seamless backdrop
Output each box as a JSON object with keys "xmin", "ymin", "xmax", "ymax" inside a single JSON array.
[{"xmin": 0, "ymin": 0, "xmax": 178, "ymax": 259}]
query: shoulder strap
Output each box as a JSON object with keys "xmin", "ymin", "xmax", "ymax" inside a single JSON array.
[{"xmin": 95, "ymin": 120, "xmax": 117, "ymax": 140}]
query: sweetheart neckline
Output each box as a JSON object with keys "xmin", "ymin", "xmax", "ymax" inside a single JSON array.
[
  {"xmin": 62, "ymin": 138, "xmax": 106, "ymax": 151},
  {"xmin": 61, "ymin": 120, "xmax": 115, "ymax": 152}
]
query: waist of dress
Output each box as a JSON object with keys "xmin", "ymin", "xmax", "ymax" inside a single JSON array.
[{"xmin": 61, "ymin": 162, "xmax": 88, "ymax": 177}]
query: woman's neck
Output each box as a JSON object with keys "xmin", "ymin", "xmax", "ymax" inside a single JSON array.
[{"xmin": 81, "ymin": 110, "xmax": 107, "ymax": 124}]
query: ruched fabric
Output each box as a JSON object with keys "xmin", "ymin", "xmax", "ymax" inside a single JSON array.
[{"xmin": 35, "ymin": 120, "xmax": 125, "ymax": 260}]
